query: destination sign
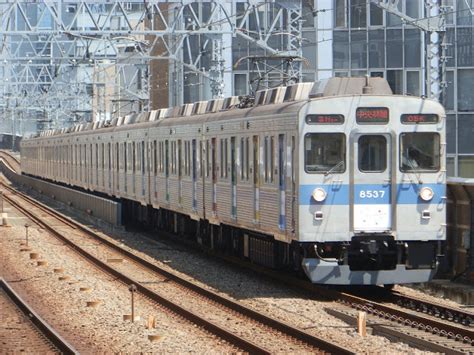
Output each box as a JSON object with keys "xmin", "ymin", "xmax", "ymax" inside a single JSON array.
[
  {"xmin": 306, "ymin": 114, "xmax": 345, "ymax": 124},
  {"xmin": 356, "ymin": 107, "xmax": 389, "ymax": 124},
  {"xmin": 401, "ymin": 114, "xmax": 439, "ymax": 124}
]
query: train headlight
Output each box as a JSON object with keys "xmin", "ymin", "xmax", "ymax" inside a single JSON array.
[
  {"xmin": 419, "ymin": 187, "xmax": 434, "ymax": 201},
  {"xmin": 312, "ymin": 188, "xmax": 327, "ymax": 202}
]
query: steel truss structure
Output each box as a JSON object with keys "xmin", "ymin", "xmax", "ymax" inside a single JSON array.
[
  {"xmin": 0, "ymin": 0, "xmax": 303, "ymax": 133},
  {"xmin": 371, "ymin": 0, "xmax": 446, "ymax": 100}
]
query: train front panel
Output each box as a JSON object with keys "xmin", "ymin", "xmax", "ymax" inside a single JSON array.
[{"xmin": 299, "ymin": 95, "xmax": 446, "ymax": 285}]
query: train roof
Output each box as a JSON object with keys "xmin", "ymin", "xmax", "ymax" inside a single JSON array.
[{"xmin": 29, "ymin": 77, "xmax": 397, "ymax": 140}]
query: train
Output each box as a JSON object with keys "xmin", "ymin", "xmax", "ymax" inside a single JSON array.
[{"xmin": 20, "ymin": 77, "xmax": 446, "ymax": 285}]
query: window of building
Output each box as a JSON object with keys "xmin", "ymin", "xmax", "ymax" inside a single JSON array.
[
  {"xmin": 458, "ymin": 114, "xmax": 474, "ymax": 154},
  {"xmin": 369, "ymin": 3, "xmax": 383, "ymax": 26},
  {"xmin": 369, "ymin": 30, "xmax": 384, "ymax": 68},
  {"xmin": 387, "ymin": 70, "xmax": 403, "ymax": 94},
  {"xmin": 303, "ymin": 30, "xmax": 317, "ymax": 69},
  {"xmin": 457, "ymin": 0, "xmax": 473, "ymax": 26},
  {"xmin": 447, "ymin": 114, "xmax": 457, "ymax": 155},
  {"xmin": 459, "ymin": 156, "xmax": 474, "ymax": 178},
  {"xmin": 406, "ymin": 71, "xmax": 420, "ymax": 96},
  {"xmin": 387, "ymin": 0, "xmax": 402, "ymax": 26},
  {"xmin": 404, "ymin": 29, "xmax": 421, "ymax": 68},
  {"xmin": 234, "ymin": 73, "xmax": 248, "ymax": 96},
  {"xmin": 334, "ymin": 0, "xmax": 347, "ymax": 28},
  {"xmin": 458, "ymin": 69, "xmax": 474, "ymax": 112},
  {"xmin": 333, "ymin": 30, "xmax": 349, "ymax": 69},
  {"xmin": 350, "ymin": 0, "xmax": 366, "ymax": 28},
  {"xmin": 457, "ymin": 28, "xmax": 474, "ymax": 67},
  {"xmin": 386, "ymin": 29, "xmax": 403, "ymax": 68},
  {"xmin": 447, "ymin": 156, "xmax": 455, "ymax": 176},
  {"xmin": 351, "ymin": 30, "xmax": 367, "ymax": 68},
  {"xmin": 406, "ymin": 0, "xmax": 420, "ymax": 18},
  {"xmin": 443, "ymin": 71, "xmax": 455, "ymax": 111}
]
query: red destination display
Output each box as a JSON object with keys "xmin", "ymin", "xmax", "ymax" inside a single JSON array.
[
  {"xmin": 401, "ymin": 114, "xmax": 439, "ymax": 124},
  {"xmin": 306, "ymin": 114, "xmax": 344, "ymax": 124},
  {"xmin": 356, "ymin": 107, "xmax": 389, "ymax": 124}
]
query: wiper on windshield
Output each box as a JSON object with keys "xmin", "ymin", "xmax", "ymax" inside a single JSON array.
[{"xmin": 324, "ymin": 160, "xmax": 344, "ymax": 176}]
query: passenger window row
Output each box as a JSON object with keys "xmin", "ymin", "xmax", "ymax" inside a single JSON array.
[{"xmin": 23, "ymin": 134, "xmax": 288, "ymax": 186}]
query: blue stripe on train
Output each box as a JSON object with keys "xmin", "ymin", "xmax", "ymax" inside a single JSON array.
[{"xmin": 299, "ymin": 183, "xmax": 445, "ymax": 205}]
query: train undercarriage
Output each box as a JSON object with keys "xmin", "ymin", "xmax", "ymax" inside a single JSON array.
[{"xmin": 122, "ymin": 198, "xmax": 442, "ymax": 285}]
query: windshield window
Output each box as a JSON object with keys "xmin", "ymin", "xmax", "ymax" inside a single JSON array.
[
  {"xmin": 358, "ymin": 135, "xmax": 387, "ymax": 172},
  {"xmin": 305, "ymin": 133, "xmax": 345, "ymax": 174},
  {"xmin": 400, "ymin": 133, "xmax": 440, "ymax": 172}
]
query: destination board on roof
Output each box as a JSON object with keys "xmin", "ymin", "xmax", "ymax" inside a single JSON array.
[
  {"xmin": 356, "ymin": 107, "xmax": 389, "ymax": 124},
  {"xmin": 306, "ymin": 114, "xmax": 344, "ymax": 124},
  {"xmin": 401, "ymin": 114, "xmax": 439, "ymax": 124}
]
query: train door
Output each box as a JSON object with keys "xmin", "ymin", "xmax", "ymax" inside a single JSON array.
[
  {"xmin": 178, "ymin": 139, "xmax": 182, "ymax": 205},
  {"xmin": 230, "ymin": 137, "xmax": 236, "ymax": 218},
  {"xmin": 116, "ymin": 142, "xmax": 119, "ymax": 192},
  {"xmin": 165, "ymin": 140, "xmax": 169, "ymax": 202},
  {"xmin": 141, "ymin": 140, "xmax": 146, "ymax": 197},
  {"xmin": 352, "ymin": 133, "xmax": 392, "ymax": 232},
  {"xmin": 278, "ymin": 134, "xmax": 286, "ymax": 230},
  {"xmin": 192, "ymin": 139, "xmax": 197, "ymax": 211},
  {"xmin": 211, "ymin": 138, "xmax": 217, "ymax": 215},
  {"xmin": 252, "ymin": 135, "xmax": 260, "ymax": 223}
]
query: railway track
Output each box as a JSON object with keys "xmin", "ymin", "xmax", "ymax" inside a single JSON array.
[
  {"xmin": 0, "ymin": 181, "xmax": 351, "ymax": 354},
  {"xmin": 0, "ymin": 150, "xmax": 20, "ymax": 174},
  {"xmin": 0, "ymin": 278, "xmax": 77, "ymax": 354},
  {"xmin": 200, "ymin": 251, "xmax": 474, "ymax": 354}
]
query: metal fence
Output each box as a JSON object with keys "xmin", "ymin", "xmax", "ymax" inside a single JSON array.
[
  {"xmin": 445, "ymin": 178, "xmax": 474, "ymax": 281},
  {"xmin": 0, "ymin": 161, "xmax": 121, "ymax": 225}
]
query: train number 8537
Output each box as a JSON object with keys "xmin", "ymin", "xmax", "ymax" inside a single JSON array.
[{"xmin": 359, "ymin": 190, "xmax": 386, "ymax": 199}]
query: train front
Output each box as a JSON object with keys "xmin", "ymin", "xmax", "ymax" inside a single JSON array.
[{"xmin": 299, "ymin": 94, "xmax": 446, "ymax": 285}]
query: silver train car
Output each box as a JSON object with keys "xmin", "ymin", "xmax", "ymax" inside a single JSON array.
[{"xmin": 21, "ymin": 77, "xmax": 446, "ymax": 285}]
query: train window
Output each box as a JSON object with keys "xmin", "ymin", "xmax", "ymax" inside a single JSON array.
[
  {"xmin": 225, "ymin": 139, "xmax": 228, "ymax": 179},
  {"xmin": 358, "ymin": 135, "xmax": 387, "ymax": 172},
  {"xmin": 220, "ymin": 139, "xmax": 224, "ymax": 178},
  {"xmin": 206, "ymin": 140, "xmax": 210, "ymax": 178},
  {"xmin": 245, "ymin": 137, "xmax": 250, "ymax": 180},
  {"xmin": 400, "ymin": 133, "xmax": 440, "ymax": 172},
  {"xmin": 270, "ymin": 136, "xmax": 275, "ymax": 183},
  {"xmin": 178, "ymin": 140, "xmax": 182, "ymax": 178},
  {"xmin": 153, "ymin": 141, "xmax": 157, "ymax": 175},
  {"xmin": 124, "ymin": 143, "xmax": 127, "ymax": 172},
  {"xmin": 141, "ymin": 141, "xmax": 145, "ymax": 174},
  {"xmin": 304, "ymin": 133, "xmax": 346, "ymax": 174},
  {"xmin": 132, "ymin": 142, "xmax": 136, "ymax": 172},
  {"xmin": 240, "ymin": 138, "xmax": 245, "ymax": 180},
  {"xmin": 264, "ymin": 137, "xmax": 269, "ymax": 182}
]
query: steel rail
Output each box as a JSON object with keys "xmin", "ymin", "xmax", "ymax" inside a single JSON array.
[
  {"xmin": 222, "ymin": 253, "xmax": 474, "ymax": 346},
  {"xmin": 0, "ymin": 278, "xmax": 78, "ymax": 355},
  {"xmin": 2, "ymin": 188, "xmax": 270, "ymax": 355},
  {"xmin": 1, "ymin": 183, "xmax": 351, "ymax": 354}
]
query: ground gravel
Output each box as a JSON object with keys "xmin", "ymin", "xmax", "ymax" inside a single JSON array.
[
  {"xmin": 0, "ymin": 179, "xmax": 439, "ymax": 354},
  {"xmin": 0, "ymin": 200, "xmax": 237, "ymax": 353}
]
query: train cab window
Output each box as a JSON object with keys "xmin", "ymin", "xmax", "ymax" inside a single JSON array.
[
  {"xmin": 358, "ymin": 135, "xmax": 387, "ymax": 172},
  {"xmin": 304, "ymin": 133, "xmax": 345, "ymax": 174},
  {"xmin": 400, "ymin": 132, "xmax": 440, "ymax": 172}
]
